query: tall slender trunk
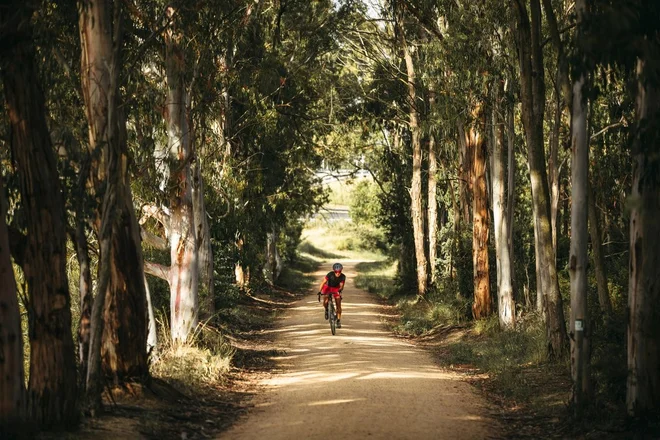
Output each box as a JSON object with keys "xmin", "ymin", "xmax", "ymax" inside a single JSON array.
[
  {"xmin": 493, "ymin": 84, "xmax": 515, "ymax": 328},
  {"xmin": 428, "ymin": 129, "xmax": 438, "ymax": 284},
  {"xmin": 192, "ymin": 157, "xmax": 214, "ymax": 319},
  {"xmin": 587, "ymin": 181, "xmax": 611, "ymax": 315},
  {"xmin": 569, "ymin": 0, "xmax": 591, "ymax": 408},
  {"xmin": 513, "ymin": 0, "xmax": 568, "ymax": 357},
  {"xmin": 506, "ymin": 98, "xmax": 516, "ymax": 280},
  {"xmin": 2, "ymin": 7, "xmax": 78, "ymax": 426},
  {"xmin": 469, "ymin": 113, "xmax": 491, "ymax": 319},
  {"xmin": 549, "ymin": 88, "xmax": 561, "ymax": 258},
  {"xmin": 0, "ymin": 176, "xmax": 25, "ymax": 434},
  {"xmin": 457, "ymin": 122, "xmax": 472, "ymax": 224},
  {"xmin": 79, "ymin": 0, "xmax": 149, "ymax": 390},
  {"xmin": 165, "ymin": 6, "xmax": 199, "ymax": 343},
  {"xmin": 626, "ymin": 56, "xmax": 660, "ymax": 420},
  {"xmin": 400, "ymin": 20, "xmax": 427, "ymax": 296},
  {"xmin": 506, "ymin": 96, "xmax": 516, "ymax": 301}
]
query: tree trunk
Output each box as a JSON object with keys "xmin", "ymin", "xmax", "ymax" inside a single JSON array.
[
  {"xmin": 1, "ymin": 10, "xmax": 78, "ymax": 426},
  {"xmin": 569, "ymin": 4, "xmax": 591, "ymax": 408},
  {"xmin": 400, "ymin": 20, "xmax": 427, "ymax": 296},
  {"xmin": 264, "ymin": 229, "xmax": 278, "ymax": 284},
  {"xmin": 468, "ymin": 114, "xmax": 491, "ymax": 319},
  {"xmin": 513, "ymin": 0, "xmax": 568, "ymax": 357},
  {"xmin": 587, "ymin": 181, "xmax": 612, "ymax": 315},
  {"xmin": 79, "ymin": 0, "xmax": 149, "ymax": 389},
  {"xmin": 0, "ymin": 176, "xmax": 26, "ymax": 434},
  {"xmin": 626, "ymin": 56, "xmax": 660, "ymax": 420},
  {"xmin": 144, "ymin": 274, "xmax": 158, "ymax": 358},
  {"xmin": 74, "ymin": 211, "xmax": 93, "ymax": 383},
  {"xmin": 165, "ymin": 6, "xmax": 199, "ymax": 343},
  {"xmin": 428, "ymin": 131, "xmax": 438, "ymax": 284},
  {"xmin": 192, "ymin": 157, "xmax": 215, "ymax": 319},
  {"xmin": 549, "ymin": 89, "xmax": 561, "ymax": 258},
  {"xmin": 506, "ymin": 97, "xmax": 516, "ymax": 289},
  {"xmin": 493, "ymin": 85, "xmax": 515, "ymax": 328},
  {"xmin": 457, "ymin": 122, "xmax": 473, "ymax": 224}
]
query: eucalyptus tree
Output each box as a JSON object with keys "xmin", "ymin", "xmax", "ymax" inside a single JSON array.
[
  {"xmin": 568, "ymin": 0, "xmax": 591, "ymax": 412},
  {"xmin": 512, "ymin": 0, "xmax": 568, "ymax": 358},
  {"xmin": 394, "ymin": 2, "xmax": 428, "ymax": 297},
  {"xmin": 1, "ymin": 2, "xmax": 78, "ymax": 426},
  {"xmin": 78, "ymin": 0, "xmax": 149, "ymax": 402}
]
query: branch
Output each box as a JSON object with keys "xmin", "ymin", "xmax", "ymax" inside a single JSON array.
[
  {"xmin": 143, "ymin": 260, "xmax": 170, "ymax": 282},
  {"xmin": 140, "ymin": 203, "xmax": 170, "ymax": 230},
  {"xmin": 590, "ymin": 119, "xmax": 625, "ymax": 140},
  {"xmin": 141, "ymin": 228, "xmax": 168, "ymax": 250}
]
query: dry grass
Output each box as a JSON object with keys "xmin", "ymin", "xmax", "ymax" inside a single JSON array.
[{"xmin": 150, "ymin": 316, "xmax": 235, "ymax": 394}]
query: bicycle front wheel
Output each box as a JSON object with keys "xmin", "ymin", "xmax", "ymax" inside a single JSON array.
[{"xmin": 329, "ymin": 300, "xmax": 336, "ymax": 335}]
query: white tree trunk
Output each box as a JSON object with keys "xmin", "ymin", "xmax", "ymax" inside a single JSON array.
[
  {"xmin": 165, "ymin": 7, "xmax": 199, "ymax": 343},
  {"xmin": 493, "ymin": 87, "xmax": 515, "ymax": 328},
  {"xmin": 144, "ymin": 274, "xmax": 158, "ymax": 359},
  {"xmin": 428, "ymin": 132, "xmax": 438, "ymax": 284}
]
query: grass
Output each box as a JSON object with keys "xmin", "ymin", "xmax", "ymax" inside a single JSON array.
[
  {"xmin": 150, "ymin": 315, "xmax": 235, "ymax": 394},
  {"xmin": 299, "ymin": 220, "xmax": 390, "ymax": 263},
  {"xmin": 354, "ymin": 259, "xmax": 398, "ymax": 298}
]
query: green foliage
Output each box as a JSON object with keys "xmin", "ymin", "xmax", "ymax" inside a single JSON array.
[{"xmin": 349, "ymin": 179, "xmax": 381, "ymax": 226}]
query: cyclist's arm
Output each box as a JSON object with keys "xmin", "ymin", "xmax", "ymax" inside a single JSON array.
[{"xmin": 318, "ymin": 278, "xmax": 328, "ymax": 293}]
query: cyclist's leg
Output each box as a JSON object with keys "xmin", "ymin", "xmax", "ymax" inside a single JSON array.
[
  {"xmin": 323, "ymin": 294, "xmax": 329, "ymax": 319},
  {"xmin": 335, "ymin": 295, "xmax": 342, "ymax": 320}
]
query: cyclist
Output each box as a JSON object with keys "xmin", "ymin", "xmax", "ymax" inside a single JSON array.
[{"xmin": 318, "ymin": 263, "xmax": 346, "ymax": 328}]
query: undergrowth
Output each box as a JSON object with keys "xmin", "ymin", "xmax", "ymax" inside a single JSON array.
[{"xmin": 150, "ymin": 314, "xmax": 235, "ymax": 394}]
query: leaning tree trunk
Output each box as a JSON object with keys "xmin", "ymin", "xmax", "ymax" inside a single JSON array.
[
  {"xmin": 0, "ymin": 177, "xmax": 25, "ymax": 434},
  {"xmin": 569, "ymin": 4, "xmax": 591, "ymax": 409},
  {"xmin": 467, "ymin": 115, "xmax": 491, "ymax": 319},
  {"xmin": 1, "ymin": 9, "xmax": 78, "ymax": 426},
  {"xmin": 79, "ymin": 0, "xmax": 149, "ymax": 389},
  {"xmin": 626, "ymin": 56, "xmax": 660, "ymax": 420},
  {"xmin": 513, "ymin": 0, "xmax": 568, "ymax": 358},
  {"xmin": 400, "ymin": 21, "xmax": 427, "ymax": 296},
  {"xmin": 165, "ymin": 6, "xmax": 199, "ymax": 343}
]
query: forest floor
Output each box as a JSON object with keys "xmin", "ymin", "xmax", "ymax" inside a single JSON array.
[{"xmin": 32, "ymin": 266, "xmax": 638, "ymax": 440}]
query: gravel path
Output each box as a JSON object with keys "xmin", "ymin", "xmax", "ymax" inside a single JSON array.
[{"xmin": 218, "ymin": 262, "xmax": 501, "ymax": 440}]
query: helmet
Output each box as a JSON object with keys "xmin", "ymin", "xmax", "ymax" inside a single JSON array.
[{"xmin": 332, "ymin": 263, "xmax": 343, "ymax": 272}]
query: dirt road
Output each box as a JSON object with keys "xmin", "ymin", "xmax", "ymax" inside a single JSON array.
[{"xmin": 218, "ymin": 263, "xmax": 501, "ymax": 440}]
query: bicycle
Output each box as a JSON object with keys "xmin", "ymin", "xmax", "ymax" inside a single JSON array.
[{"xmin": 318, "ymin": 292, "xmax": 339, "ymax": 335}]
